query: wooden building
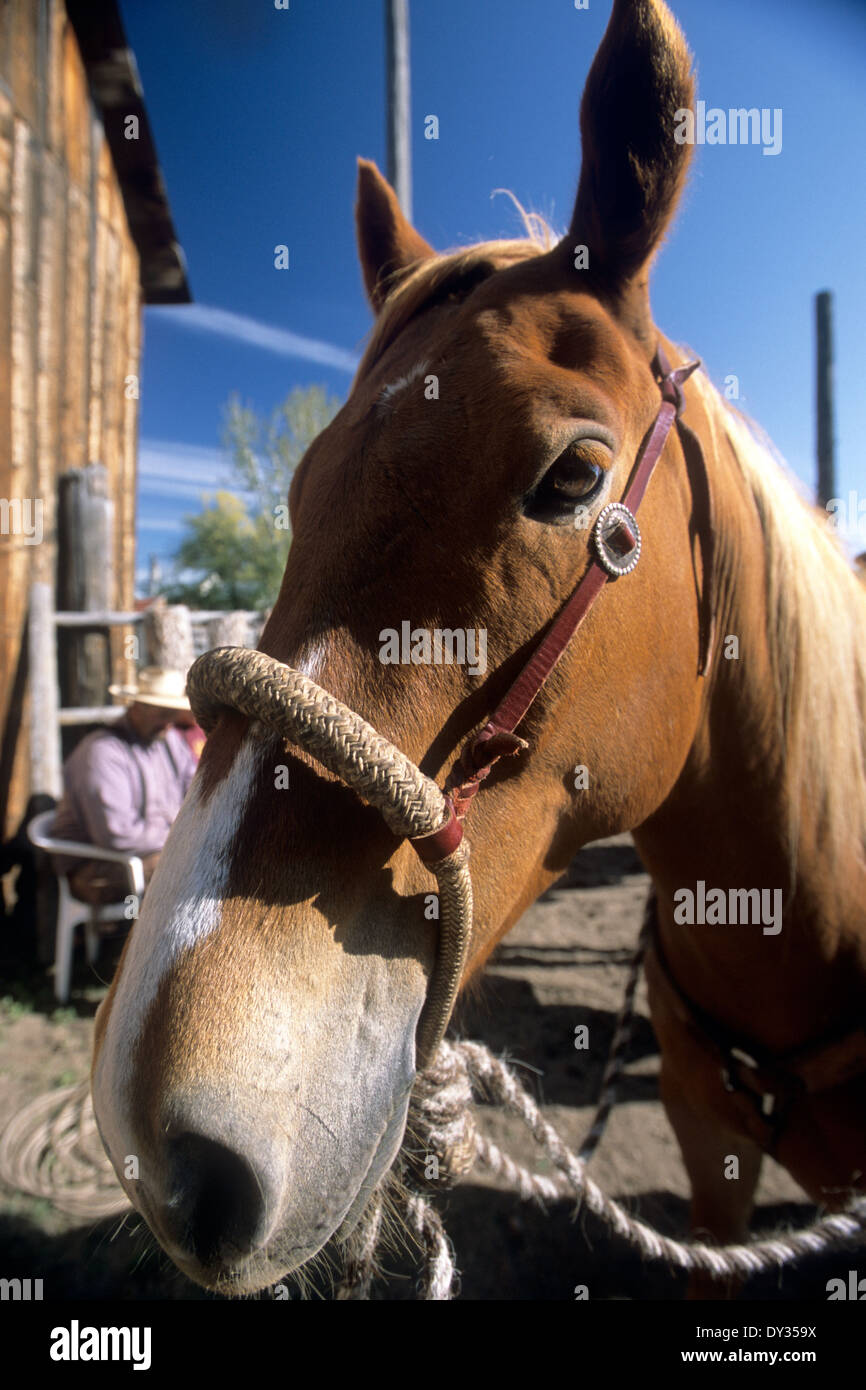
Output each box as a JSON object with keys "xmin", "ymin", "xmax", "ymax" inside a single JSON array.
[{"xmin": 0, "ymin": 0, "xmax": 190, "ymax": 840}]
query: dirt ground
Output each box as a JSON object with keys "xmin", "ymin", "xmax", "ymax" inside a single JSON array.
[{"xmin": 0, "ymin": 836, "xmax": 854, "ymax": 1301}]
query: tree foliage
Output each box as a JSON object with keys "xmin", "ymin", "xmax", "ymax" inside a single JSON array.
[{"xmin": 163, "ymin": 385, "xmax": 341, "ymax": 610}]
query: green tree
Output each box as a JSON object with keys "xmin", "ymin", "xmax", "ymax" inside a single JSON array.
[{"xmin": 164, "ymin": 385, "xmax": 341, "ymax": 610}]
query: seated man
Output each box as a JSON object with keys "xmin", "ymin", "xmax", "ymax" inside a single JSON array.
[
  {"xmin": 173, "ymin": 706, "xmax": 207, "ymax": 762},
  {"xmin": 51, "ymin": 667, "xmax": 198, "ymax": 905}
]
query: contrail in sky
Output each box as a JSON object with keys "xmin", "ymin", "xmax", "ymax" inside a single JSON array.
[{"xmin": 149, "ymin": 302, "xmax": 361, "ymax": 374}]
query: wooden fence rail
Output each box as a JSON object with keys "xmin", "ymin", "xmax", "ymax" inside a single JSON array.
[{"xmin": 27, "ymin": 581, "xmax": 265, "ymax": 802}]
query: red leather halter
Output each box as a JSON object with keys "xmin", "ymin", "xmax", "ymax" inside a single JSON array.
[{"xmin": 411, "ymin": 345, "xmax": 713, "ymax": 866}]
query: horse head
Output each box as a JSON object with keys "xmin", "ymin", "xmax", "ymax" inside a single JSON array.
[{"xmin": 92, "ymin": 0, "xmax": 723, "ymax": 1293}]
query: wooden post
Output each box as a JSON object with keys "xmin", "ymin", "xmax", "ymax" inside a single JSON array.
[
  {"xmin": 385, "ymin": 0, "xmax": 412, "ymax": 218},
  {"xmin": 143, "ymin": 597, "xmax": 194, "ymax": 670},
  {"xmin": 28, "ymin": 580, "xmax": 61, "ymax": 965},
  {"xmin": 28, "ymin": 580, "xmax": 62, "ymax": 800},
  {"xmin": 56, "ymin": 461, "xmax": 114, "ymax": 733},
  {"xmin": 815, "ymin": 290, "xmax": 835, "ymax": 508},
  {"xmin": 208, "ymin": 611, "xmax": 251, "ymax": 652}
]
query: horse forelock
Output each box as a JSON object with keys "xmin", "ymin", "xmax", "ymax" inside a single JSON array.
[{"xmin": 355, "ymin": 225, "xmax": 555, "ymax": 383}]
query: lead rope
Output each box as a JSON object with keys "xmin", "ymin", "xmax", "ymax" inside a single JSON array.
[
  {"xmin": 336, "ymin": 893, "xmax": 865, "ymax": 1299},
  {"xmin": 359, "ymin": 1038, "xmax": 866, "ymax": 1300},
  {"xmin": 182, "ymin": 647, "xmax": 866, "ymax": 1300}
]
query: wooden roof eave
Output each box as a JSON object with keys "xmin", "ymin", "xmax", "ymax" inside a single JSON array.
[{"xmin": 65, "ymin": 0, "xmax": 192, "ymax": 305}]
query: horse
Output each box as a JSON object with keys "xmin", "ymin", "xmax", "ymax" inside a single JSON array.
[{"xmin": 91, "ymin": 0, "xmax": 866, "ymax": 1297}]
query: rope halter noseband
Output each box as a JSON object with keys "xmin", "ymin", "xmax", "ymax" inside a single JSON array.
[
  {"xmin": 185, "ymin": 652, "xmax": 472, "ymax": 1068},
  {"xmin": 185, "ymin": 347, "xmax": 710, "ymax": 1069}
]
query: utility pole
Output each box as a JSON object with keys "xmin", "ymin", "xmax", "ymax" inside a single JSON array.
[
  {"xmin": 148, "ymin": 553, "xmax": 161, "ymax": 598},
  {"xmin": 815, "ymin": 290, "xmax": 835, "ymax": 508},
  {"xmin": 385, "ymin": 0, "xmax": 412, "ymax": 218}
]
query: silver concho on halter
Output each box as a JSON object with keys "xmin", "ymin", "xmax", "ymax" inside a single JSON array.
[{"xmin": 592, "ymin": 501, "xmax": 642, "ymax": 578}]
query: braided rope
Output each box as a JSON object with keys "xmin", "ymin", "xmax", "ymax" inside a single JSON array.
[
  {"xmin": 334, "ymin": 1190, "xmax": 385, "ymax": 1300},
  {"xmin": 186, "ymin": 646, "xmax": 472, "ymax": 1066},
  {"xmin": 187, "ymin": 647, "xmax": 448, "ymax": 843},
  {"xmin": 413, "ymin": 1040, "xmax": 866, "ymax": 1294},
  {"xmin": 0, "ymin": 1083, "xmax": 129, "ymax": 1219},
  {"xmin": 404, "ymin": 1193, "xmax": 458, "ymax": 1300},
  {"xmin": 2, "ymin": 1039, "xmax": 864, "ymax": 1295},
  {"xmin": 325, "ymin": 1022, "xmax": 866, "ymax": 1299}
]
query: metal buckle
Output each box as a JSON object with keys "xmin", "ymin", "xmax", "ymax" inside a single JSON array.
[
  {"xmin": 665, "ymin": 374, "xmax": 686, "ymax": 415},
  {"xmin": 592, "ymin": 502, "xmax": 642, "ymax": 578},
  {"xmin": 656, "ymin": 354, "xmax": 701, "ymax": 415},
  {"xmin": 721, "ymin": 1048, "xmax": 777, "ymax": 1118}
]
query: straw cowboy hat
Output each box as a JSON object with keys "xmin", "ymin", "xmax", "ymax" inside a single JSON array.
[{"xmin": 108, "ymin": 666, "xmax": 191, "ymax": 711}]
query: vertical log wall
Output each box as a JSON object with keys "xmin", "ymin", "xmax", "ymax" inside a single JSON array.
[{"xmin": 0, "ymin": 0, "xmax": 142, "ymax": 839}]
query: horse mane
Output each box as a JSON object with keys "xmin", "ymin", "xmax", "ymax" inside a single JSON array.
[{"xmin": 688, "ymin": 368, "xmax": 866, "ymax": 867}]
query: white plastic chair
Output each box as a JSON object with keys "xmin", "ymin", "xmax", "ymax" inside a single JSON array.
[{"xmin": 27, "ymin": 810, "xmax": 145, "ymax": 1002}]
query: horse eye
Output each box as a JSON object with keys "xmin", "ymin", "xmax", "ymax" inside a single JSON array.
[{"xmin": 523, "ymin": 447, "xmax": 606, "ymax": 523}]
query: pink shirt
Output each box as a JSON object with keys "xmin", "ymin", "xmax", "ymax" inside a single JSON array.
[{"xmin": 51, "ymin": 716, "xmax": 197, "ymax": 872}]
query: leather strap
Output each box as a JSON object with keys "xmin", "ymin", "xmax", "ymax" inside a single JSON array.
[
  {"xmin": 442, "ymin": 350, "xmax": 706, "ymax": 826},
  {"xmin": 411, "ymin": 807, "xmax": 465, "ymax": 865},
  {"xmin": 646, "ymin": 903, "xmax": 866, "ymax": 1152},
  {"xmin": 409, "ymin": 346, "xmax": 714, "ymax": 862},
  {"xmin": 656, "ymin": 345, "xmax": 715, "ymax": 678}
]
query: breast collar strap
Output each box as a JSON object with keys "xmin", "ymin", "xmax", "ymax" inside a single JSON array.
[
  {"xmin": 411, "ymin": 344, "xmax": 715, "ymax": 866},
  {"xmin": 645, "ymin": 897, "xmax": 866, "ymax": 1152}
]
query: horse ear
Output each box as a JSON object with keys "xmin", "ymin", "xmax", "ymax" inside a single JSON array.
[
  {"xmin": 355, "ymin": 159, "xmax": 435, "ymax": 313},
  {"xmin": 566, "ymin": 0, "xmax": 695, "ymax": 324}
]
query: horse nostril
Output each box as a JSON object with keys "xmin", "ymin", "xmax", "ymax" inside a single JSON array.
[{"xmin": 166, "ymin": 1132, "xmax": 270, "ymax": 1265}]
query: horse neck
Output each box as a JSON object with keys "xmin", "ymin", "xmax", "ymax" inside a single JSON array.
[{"xmin": 633, "ymin": 399, "xmax": 866, "ymax": 1049}]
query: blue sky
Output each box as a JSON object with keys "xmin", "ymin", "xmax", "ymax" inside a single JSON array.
[{"xmin": 119, "ymin": 0, "xmax": 866, "ymax": 591}]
